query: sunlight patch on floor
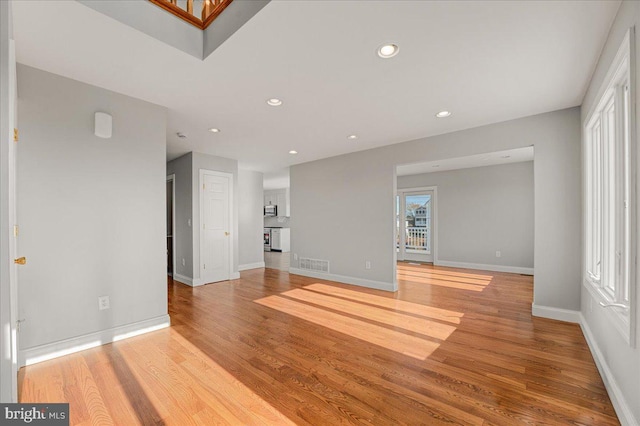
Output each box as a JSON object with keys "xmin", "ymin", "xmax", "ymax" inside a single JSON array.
[
  {"xmin": 397, "ymin": 264, "xmax": 493, "ymax": 291},
  {"xmin": 282, "ymin": 288, "xmax": 456, "ymax": 339},
  {"xmin": 161, "ymin": 331, "xmax": 297, "ymax": 425},
  {"xmin": 398, "ymin": 270, "xmax": 492, "ymax": 285},
  {"xmin": 397, "ymin": 273, "xmax": 489, "ymax": 291},
  {"xmin": 255, "ymin": 287, "xmax": 462, "ymax": 360},
  {"xmin": 304, "ymin": 283, "xmax": 464, "ymax": 324},
  {"xmin": 398, "ymin": 264, "xmax": 494, "ymax": 279}
]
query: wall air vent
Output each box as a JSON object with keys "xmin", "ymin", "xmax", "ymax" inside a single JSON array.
[{"xmin": 299, "ymin": 258, "xmax": 330, "ymax": 274}]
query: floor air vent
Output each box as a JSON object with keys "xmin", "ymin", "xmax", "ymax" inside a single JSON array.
[{"xmin": 299, "ymin": 257, "xmax": 330, "ymax": 274}]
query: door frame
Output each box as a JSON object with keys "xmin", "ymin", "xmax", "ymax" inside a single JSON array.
[
  {"xmin": 199, "ymin": 169, "xmax": 234, "ymax": 283},
  {"xmin": 1, "ymin": 35, "xmax": 19, "ymax": 401},
  {"xmin": 397, "ymin": 186, "xmax": 438, "ymax": 264},
  {"xmin": 166, "ymin": 174, "xmax": 176, "ymax": 278}
]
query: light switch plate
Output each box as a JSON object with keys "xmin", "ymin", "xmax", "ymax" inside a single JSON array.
[{"xmin": 98, "ymin": 296, "xmax": 110, "ymax": 310}]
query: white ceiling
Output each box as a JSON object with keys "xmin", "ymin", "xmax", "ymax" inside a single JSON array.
[
  {"xmin": 12, "ymin": 0, "xmax": 620, "ymax": 174},
  {"xmin": 396, "ymin": 147, "xmax": 534, "ymax": 176}
]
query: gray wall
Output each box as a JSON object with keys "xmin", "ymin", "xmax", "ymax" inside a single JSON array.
[
  {"xmin": 78, "ymin": 0, "xmax": 203, "ymax": 59},
  {"xmin": 203, "ymin": 0, "xmax": 271, "ymax": 58},
  {"xmin": 17, "ymin": 65, "xmax": 168, "ymax": 350},
  {"xmin": 167, "ymin": 153, "xmax": 193, "ymax": 279},
  {"xmin": 0, "ymin": 0, "xmax": 14, "ymax": 403},
  {"xmin": 238, "ymin": 169, "xmax": 264, "ymax": 268},
  {"xmin": 580, "ymin": 1, "xmax": 640, "ymax": 423},
  {"xmin": 291, "ymin": 107, "xmax": 580, "ymax": 304},
  {"xmin": 80, "ymin": 0, "xmax": 270, "ymax": 60},
  {"xmin": 192, "ymin": 152, "xmax": 239, "ymax": 280},
  {"xmin": 398, "ymin": 162, "xmax": 534, "ymax": 270}
]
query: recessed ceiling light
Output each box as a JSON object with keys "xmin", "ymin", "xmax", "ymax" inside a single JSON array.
[
  {"xmin": 176, "ymin": 132, "xmax": 187, "ymax": 139},
  {"xmin": 267, "ymin": 98, "xmax": 283, "ymax": 107},
  {"xmin": 435, "ymin": 111, "xmax": 452, "ymax": 118},
  {"xmin": 377, "ymin": 43, "xmax": 399, "ymax": 58},
  {"xmin": 208, "ymin": 128, "xmax": 220, "ymax": 133},
  {"xmin": 289, "ymin": 150, "xmax": 298, "ymax": 155},
  {"xmin": 347, "ymin": 134, "xmax": 358, "ymax": 140}
]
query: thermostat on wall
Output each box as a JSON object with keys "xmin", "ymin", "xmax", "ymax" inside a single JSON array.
[{"xmin": 94, "ymin": 112, "xmax": 112, "ymax": 139}]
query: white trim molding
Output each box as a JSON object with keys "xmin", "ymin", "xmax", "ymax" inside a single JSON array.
[
  {"xmin": 580, "ymin": 314, "xmax": 638, "ymax": 426},
  {"xmin": 531, "ymin": 304, "xmax": 580, "ymax": 323},
  {"xmin": 173, "ymin": 273, "xmax": 196, "ymax": 286},
  {"xmin": 239, "ymin": 262, "xmax": 266, "ymax": 271},
  {"xmin": 436, "ymin": 259, "xmax": 533, "ymax": 275},
  {"xmin": 289, "ymin": 268, "xmax": 395, "ymax": 292},
  {"xmin": 20, "ymin": 315, "xmax": 170, "ymax": 367},
  {"xmin": 174, "ymin": 273, "xmax": 241, "ymax": 286}
]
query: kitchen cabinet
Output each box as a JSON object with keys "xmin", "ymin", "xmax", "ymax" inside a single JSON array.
[
  {"xmin": 264, "ymin": 188, "xmax": 290, "ymax": 217},
  {"xmin": 264, "ymin": 192, "xmax": 277, "ymax": 207},
  {"xmin": 271, "ymin": 228, "xmax": 290, "ymax": 252}
]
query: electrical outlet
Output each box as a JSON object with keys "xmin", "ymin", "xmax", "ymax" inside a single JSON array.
[
  {"xmin": 188, "ymin": 219, "xmax": 191, "ymax": 227},
  {"xmin": 98, "ymin": 296, "xmax": 110, "ymax": 311},
  {"xmin": 293, "ymin": 253, "xmax": 298, "ymax": 261},
  {"xmin": 182, "ymin": 258, "xmax": 185, "ymax": 266},
  {"xmin": 365, "ymin": 260, "xmax": 371, "ymax": 270},
  {"xmin": 495, "ymin": 251, "xmax": 501, "ymax": 258}
]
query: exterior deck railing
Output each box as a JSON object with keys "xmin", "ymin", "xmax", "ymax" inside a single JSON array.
[
  {"xmin": 149, "ymin": 0, "xmax": 232, "ymax": 30},
  {"xmin": 396, "ymin": 227, "xmax": 431, "ymax": 252},
  {"xmin": 406, "ymin": 227, "xmax": 430, "ymax": 251}
]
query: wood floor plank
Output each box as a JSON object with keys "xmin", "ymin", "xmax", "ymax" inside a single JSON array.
[{"xmin": 19, "ymin": 263, "xmax": 619, "ymax": 425}]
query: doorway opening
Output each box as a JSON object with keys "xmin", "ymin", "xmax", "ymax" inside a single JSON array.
[
  {"xmin": 397, "ymin": 188, "xmax": 436, "ymax": 263},
  {"xmin": 166, "ymin": 174, "xmax": 175, "ymax": 277}
]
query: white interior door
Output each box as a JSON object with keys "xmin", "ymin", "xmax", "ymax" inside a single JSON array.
[
  {"xmin": 8, "ymin": 38, "xmax": 19, "ymax": 398},
  {"xmin": 200, "ymin": 171, "xmax": 231, "ymax": 283},
  {"xmin": 397, "ymin": 189, "xmax": 435, "ymax": 263}
]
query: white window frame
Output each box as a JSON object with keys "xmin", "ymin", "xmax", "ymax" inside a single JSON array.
[{"xmin": 583, "ymin": 28, "xmax": 636, "ymax": 346}]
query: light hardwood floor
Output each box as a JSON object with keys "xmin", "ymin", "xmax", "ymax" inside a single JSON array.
[
  {"xmin": 264, "ymin": 250, "xmax": 290, "ymax": 271},
  {"xmin": 19, "ymin": 264, "xmax": 619, "ymax": 425}
]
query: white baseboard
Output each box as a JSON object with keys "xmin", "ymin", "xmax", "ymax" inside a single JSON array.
[
  {"xmin": 181, "ymin": 273, "xmax": 241, "ymax": 286},
  {"xmin": 435, "ymin": 260, "xmax": 533, "ymax": 275},
  {"xmin": 531, "ymin": 304, "xmax": 580, "ymax": 323},
  {"xmin": 239, "ymin": 262, "xmax": 265, "ymax": 271},
  {"xmin": 579, "ymin": 314, "xmax": 638, "ymax": 426},
  {"xmin": 289, "ymin": 268, "xmax": 396, "ymax": 292},
  {"xmin": 20, "ymin": 315, "xmax": 170, "ymax": 367},
  {"xmin": 173, "ymin": 273, "xmax": 194, "ymax": 286}
]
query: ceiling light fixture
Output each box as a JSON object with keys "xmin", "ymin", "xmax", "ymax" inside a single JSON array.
[
  {"xmin": 347, "ymin": 134, "xmax": 358, "ymax": 140},
  {"xmin": 289, "ymin": 150, "xmax": 298, "ymax": 155},
  {"xmin": 377, "ymin": 43, "xmax": 399, "ymax": 59},
  {"xmin": 435, "ymin": 111, "xmax": 452, "ymax": 118},
  {"xmin": 208, "ymin": 128, "xmax": 220, "ymax": 133},
  {"xmin": 267, "ymin": 98, "xmax": 283, "ymax": 107}
]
